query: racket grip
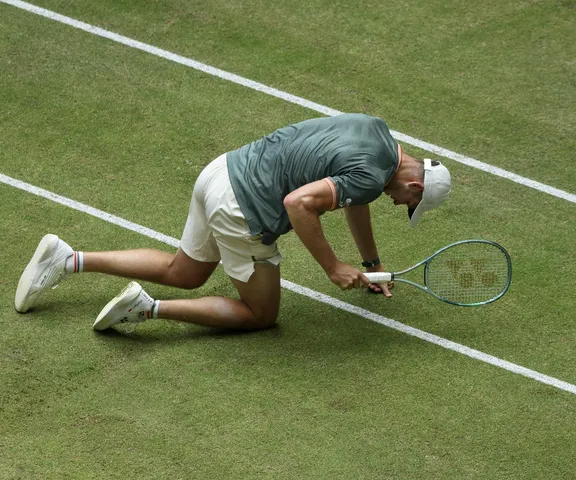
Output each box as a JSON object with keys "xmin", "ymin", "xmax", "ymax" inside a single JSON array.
[{"xmin": 364, "ymin": 272, "xmax": 393, "ymax": 283}]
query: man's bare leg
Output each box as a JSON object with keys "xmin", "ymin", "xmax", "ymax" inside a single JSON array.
[
  {"xmin": 156, "ymin": 262, "xmax": 281, "ymax": 329},
  {"xmin": 84, "ymin": 248, "xmax": 218, "ymax": 289}
]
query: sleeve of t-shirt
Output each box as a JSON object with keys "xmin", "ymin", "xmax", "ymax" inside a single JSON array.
[{"xmin": 325, "ymin": 167, "xmax": 385, "ymax": 210}]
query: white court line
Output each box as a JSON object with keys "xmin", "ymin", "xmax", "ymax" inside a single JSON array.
[
  {"xmin": 2, "ymin": 0, "xmax": 576, "ymax": 205},
  {"xmin": 2, "ymin": 172, "xmax": 576, "ymax": 395}
]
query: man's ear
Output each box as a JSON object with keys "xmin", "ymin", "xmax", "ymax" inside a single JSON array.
[{"xmin": 407, "ymin": 181, "xmax": 424, "ymax": 192}]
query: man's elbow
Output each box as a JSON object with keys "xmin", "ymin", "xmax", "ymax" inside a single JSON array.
[{"xmin": 284, "ymin": 193, "xmax": 315, "ymax": 213}]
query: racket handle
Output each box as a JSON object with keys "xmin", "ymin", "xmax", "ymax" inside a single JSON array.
[{"xmin": 364, "ymin": 272, "xmax": 393, "ymax": 283}]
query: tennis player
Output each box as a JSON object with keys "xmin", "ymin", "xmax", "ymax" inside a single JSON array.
[{"xmin": 14, "ymin": 114, "xmax": 451, "ymax": 331}]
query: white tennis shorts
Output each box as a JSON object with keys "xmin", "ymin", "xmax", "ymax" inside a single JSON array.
[{"xmin": 180, "ymin": 153, "xmax": 282, "ymax": 283}]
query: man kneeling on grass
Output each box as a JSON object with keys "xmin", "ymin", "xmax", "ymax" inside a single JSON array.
[{"xmin": 15, "ymin": 114, "xmax": 451, "ymax": 331}]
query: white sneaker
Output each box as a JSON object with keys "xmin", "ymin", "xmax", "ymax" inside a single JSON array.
[
  {"xmin": 15, "ymin": 234, "xmax": 73, "ymax": 313},
  {"xmin": 93, "ymin": 281, "xmax": 154, "ymax": 331}
]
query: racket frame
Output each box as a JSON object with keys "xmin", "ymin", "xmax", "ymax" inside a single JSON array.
[{"xmin": 364, "ymin": 239, "xmax": 512, "ymax": 306}]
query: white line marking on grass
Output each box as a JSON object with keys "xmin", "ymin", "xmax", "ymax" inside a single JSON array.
[
  {"xmin": 2, "ymin": 171, "xmax": 576, "ymax": 396},
  {"xmin": 3, "ymin": 0, "xmax": 576, "ymax": 205},
  {"xmin": 0, "ymin": 174, "xmax": 179, "ymax": 248}
]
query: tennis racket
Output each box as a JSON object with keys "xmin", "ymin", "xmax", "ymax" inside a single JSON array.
[{"xmin": 364, "ymin": 240, "xmax": 512, "ymax": 306}]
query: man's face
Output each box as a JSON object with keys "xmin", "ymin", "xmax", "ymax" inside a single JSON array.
[{"xmin": 384, "ymin": 182, "xmax": 423, "ymax": 210}]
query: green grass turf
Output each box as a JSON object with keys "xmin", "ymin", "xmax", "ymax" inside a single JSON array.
[{"xmin": 1, "ymin": 0, "xmax": 575, "ymax": 478}]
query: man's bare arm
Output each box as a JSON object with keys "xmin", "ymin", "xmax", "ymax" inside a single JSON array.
[
  {"xmin": 344, "ymin": 204, "xmax": 379, "ymax": 262},
  {"xmin": 344, "ymin": 204, "xmax": 393, "ymax": 297},
  {"xmin": 283, "ymin": 180, "xmax": 368, "ymax": 290}
]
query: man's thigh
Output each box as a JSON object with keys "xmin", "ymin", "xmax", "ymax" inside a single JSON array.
[{"xmin": 230, "ymin": 262, "xmax": 281, "ymax": 326}]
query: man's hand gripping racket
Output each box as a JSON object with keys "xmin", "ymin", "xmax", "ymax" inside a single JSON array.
[{"xmin": 363, "ymin": 264, "xmax": 394, "ymax": 297}]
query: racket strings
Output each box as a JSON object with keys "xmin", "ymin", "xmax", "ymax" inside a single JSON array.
[{"xmin": 426, "ymin": 243, "xmax": 510, "ymax": 305}]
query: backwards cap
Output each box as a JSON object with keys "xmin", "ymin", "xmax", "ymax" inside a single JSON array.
[{"xmin": 407, "ymin": 159, "xmax": 451, "ymax": 227}]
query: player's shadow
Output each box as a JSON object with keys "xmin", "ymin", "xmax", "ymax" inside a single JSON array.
[
  {"xmin": 92, "ymin": 314, "xmax": 406, "ymax": 364},
  {"xmin": 95, "ymin": 323, "xmax": 281, "ymax": 342}
]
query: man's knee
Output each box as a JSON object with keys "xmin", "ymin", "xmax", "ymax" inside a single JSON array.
[
  {"xmin": 248, "ymin": 311, "xmax": 278, "ymax": 330},
  {"xmin": 241, "ymin": 296, "xmax": 280, "ymax": 330}
]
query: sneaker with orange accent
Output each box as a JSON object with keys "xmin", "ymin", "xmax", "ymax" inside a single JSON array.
[
  {"xmin": 15, "ymin": 234, "xmax": 73, "ymax": 313},
  {"xmin": 93, "ymin": 281, "xmax": 154, "ymax": 331}
]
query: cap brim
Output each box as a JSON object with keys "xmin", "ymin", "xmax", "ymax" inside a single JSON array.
[{"xmin": 408, "ymin": 202, "xmax": 427, "ymax": 228}]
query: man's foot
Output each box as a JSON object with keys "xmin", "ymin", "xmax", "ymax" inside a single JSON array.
[
  {"xmin": 15, "ymin": 234, "xmax": 73, "ymax": 313},
  {"xmin": 93, "ymin": 281, "xmax": 154, "ymax": 331}
]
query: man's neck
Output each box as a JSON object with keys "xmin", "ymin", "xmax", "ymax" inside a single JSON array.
[{"xmin": 396, "ymin": 153, "xmax": 420, "ymax": 181}]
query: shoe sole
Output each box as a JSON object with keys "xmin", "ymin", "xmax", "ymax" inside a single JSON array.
[
  {"xmin": 93, "ymin": 281, "xmax": 142, "ymax": 331},
  {"xmin": 15, "ymin": 234, "xmax": 60, "ymax": 313}
]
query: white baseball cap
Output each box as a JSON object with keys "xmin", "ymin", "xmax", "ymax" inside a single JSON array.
[{"xmin": 408, "ymin": 159, "xmax": 451, "ymax": 228}]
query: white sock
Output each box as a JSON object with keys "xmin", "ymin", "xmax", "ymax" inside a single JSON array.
[
  {"xmin": 64, "ymin": 251, "xmax": 84, "ymax": 274},
  {"xmin": 150, "ymin": 300, "xmax": 160, "ymax": 319},
  {"xmin": 145, "ymin": 300, "xmax": 160, "ymax": 320}
]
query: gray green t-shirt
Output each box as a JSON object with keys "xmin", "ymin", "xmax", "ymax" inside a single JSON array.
[{"xmin": 226, "ymin": 113, "xmax": 399, "ymax": 244}]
